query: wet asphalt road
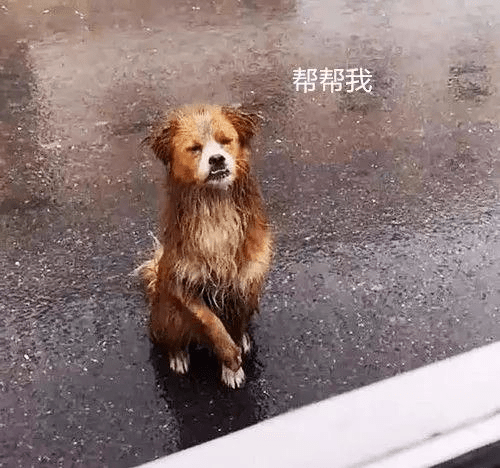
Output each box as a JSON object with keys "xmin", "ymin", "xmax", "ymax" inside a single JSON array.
[{"xmin": 1, "ymin": 1, "xmax": 500, "ymax": 466}]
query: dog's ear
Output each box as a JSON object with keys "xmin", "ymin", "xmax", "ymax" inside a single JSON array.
[
  {"xmin": 221, "ymin": 106, "xmax": 259, "ymax": 146},
  {"xmin": 142, "ymin": 117, "xmax": 178, "ymax": 166}
]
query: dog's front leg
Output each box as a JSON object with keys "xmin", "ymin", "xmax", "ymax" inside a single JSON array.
[
  {"xmin": 184, "ymin": 298, "xmax": 245, "ymax": 388},
  {"xmin": 187, "ymin": 298, "xmax": 242, "ymax": 370}
]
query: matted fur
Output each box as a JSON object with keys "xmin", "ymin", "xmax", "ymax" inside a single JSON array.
[{"xmin": 137, "ymin": 104, "xmax": 272, "ymax": 387}]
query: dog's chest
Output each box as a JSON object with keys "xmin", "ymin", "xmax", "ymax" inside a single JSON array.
[
  {"xmin": 175, "ymin": 200, "xmax": 244, "ymax": 282},
  {"xmin": 191, "ymin": 202, "xmax": 242, "ymax": 256}
]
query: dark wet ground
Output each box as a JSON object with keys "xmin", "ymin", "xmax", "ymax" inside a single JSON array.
[{"xmin": 1, "ymin": 1, "xmax": 500, "ymax": 466}]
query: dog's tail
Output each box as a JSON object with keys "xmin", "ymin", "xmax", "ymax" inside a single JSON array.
[{"xmin": 132, "ymin": 231, "xmax": 163, "ymax": 300}]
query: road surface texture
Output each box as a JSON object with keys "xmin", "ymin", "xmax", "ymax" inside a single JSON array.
[{"xmin": 1, "ymin": 1, "xmax": 500, "ymax": 466}]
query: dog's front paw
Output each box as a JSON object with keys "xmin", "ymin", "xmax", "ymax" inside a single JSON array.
[
  {"xmin": 221, "ymin": 365, "xmax": 245, "ymax": 389},
  {"xmin": 169, "ymin": 351, "xmax": 189, "ymax": 374},
  {"xmin": 219, "ymin": 341, "xmax": 242, "ymax": 372}
]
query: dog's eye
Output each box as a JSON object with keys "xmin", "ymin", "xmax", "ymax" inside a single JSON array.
[
  {"xmin": 188, "ymin": 144, "xmax": 202, "ymax": 153},
  {"xmin": 219, "ymin": 137, "xmax": 232, "ymax": 145}
]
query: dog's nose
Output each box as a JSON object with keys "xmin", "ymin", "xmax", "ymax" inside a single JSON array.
[{"xmin": 209, "ymin": 154, "xmax": 226, "ymax": 168}]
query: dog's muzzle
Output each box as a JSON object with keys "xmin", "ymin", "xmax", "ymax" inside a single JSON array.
[{"xmin": 207, "ymin": 154, "xmax": 230, "ymax": 181}]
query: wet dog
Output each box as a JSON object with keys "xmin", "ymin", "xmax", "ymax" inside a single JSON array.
[{"xmin": 137, "ymin": 104, "xmax": 272, "ymax": 388}]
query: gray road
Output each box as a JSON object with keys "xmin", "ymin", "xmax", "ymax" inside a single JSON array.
[{"xmin": 1, "ymin": 1, "xmax": 500, "ymax": 466}]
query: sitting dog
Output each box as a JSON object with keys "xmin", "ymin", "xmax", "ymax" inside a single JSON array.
[{"xmin": 138, "ymin": 104, "xmax": 272, "ymax": 388}]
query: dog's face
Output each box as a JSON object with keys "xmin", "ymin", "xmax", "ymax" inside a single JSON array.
[{"xmin": 149, "ymin": 105, "xmax": 258, "ymax": 189}]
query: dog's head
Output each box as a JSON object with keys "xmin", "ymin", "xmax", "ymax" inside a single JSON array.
[{"xmin": 147, "ymin": 104, "xmax": 258, "ymax": 189}]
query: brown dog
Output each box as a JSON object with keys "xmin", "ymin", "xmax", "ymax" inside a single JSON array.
[{"xmin": 137, "ymin": 104, "xmax": 272, "ymax": 388}]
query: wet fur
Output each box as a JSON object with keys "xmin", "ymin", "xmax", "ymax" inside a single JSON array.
[{"xmin": 138, "ymin": 104, "xmax": 272, "ymax": 387}]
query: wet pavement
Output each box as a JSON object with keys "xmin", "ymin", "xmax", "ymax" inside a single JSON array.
[{"xmin": 1, "ymin": 0, "xmax": 500, "ymax": 466}]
